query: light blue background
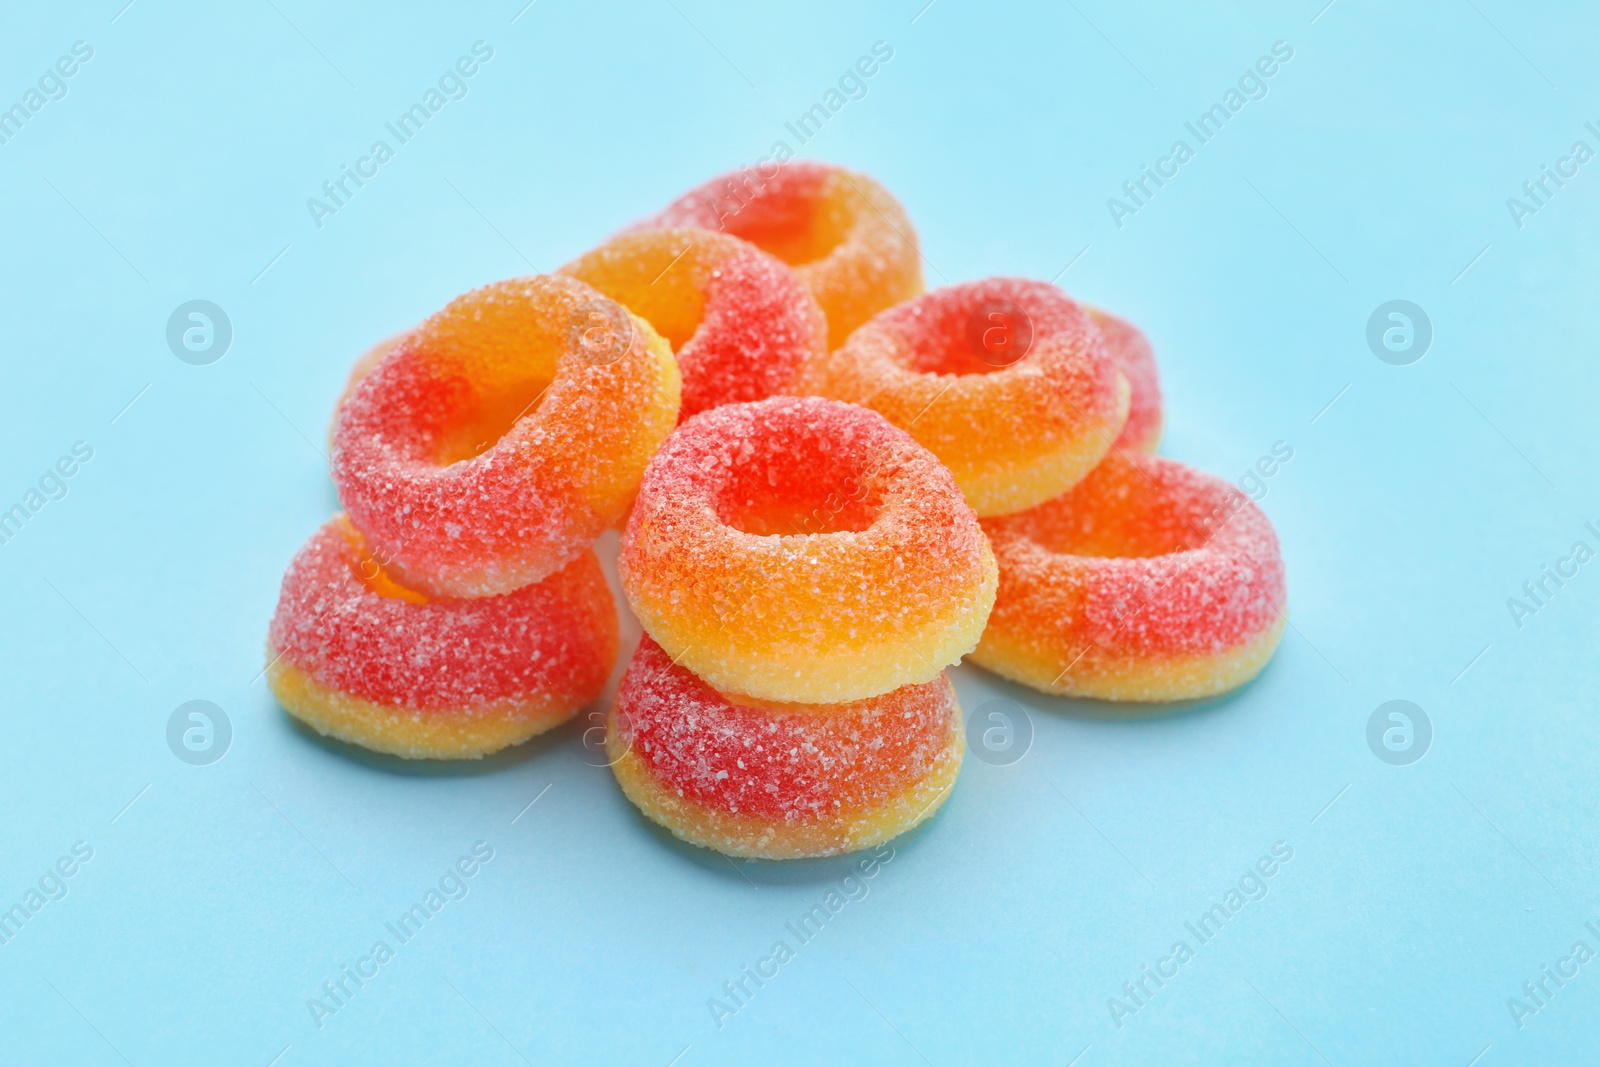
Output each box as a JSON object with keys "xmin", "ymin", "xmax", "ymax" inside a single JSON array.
[{"xmin": 1, "ymin": 0, "xmax": 1596, "ymax": 1063}]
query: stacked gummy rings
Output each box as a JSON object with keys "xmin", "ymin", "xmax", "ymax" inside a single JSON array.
[
  {"xmin": 269, "ymin": 274, "xmax": 681, "ymax": 759},
  {"xmin": 332, "ymin": 275, "xmax": 680, "ymax": 598},
  {"xmin": 272, "ymin": 163, "xmax": 929, "ymax": 768},
  {"xmin": 800, "ymin": 277, "xmax": 1131, "ymax": 517},
  {"xmin": 630, "ymin": 160, "xmax": 923, "ymax": 344},
  {"xmin": 266, "ymin": 159, "xmax": 1286, "ymax": 856},
  {"xmin": 613, "ymin": 396, "xmax": 994, "ymax": 857},
  {"xmin": 608, "ymin": 637, "xmax": 965, "ymax": 859},
  {"xmin": 802, "ymin": 265, "xmax": 1285, "ymax": 700},
  {"xmin": 559, "ymin": 228, "xmax": 827, "ymax": 422}
]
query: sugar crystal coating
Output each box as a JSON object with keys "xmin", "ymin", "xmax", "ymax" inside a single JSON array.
[
  {"xmin": 331, "ymin": 274, "xmax": 680, "ymax": 598},
  {"xmin": 630, "ymin": 160, "xmax": 922, "ymax": 344},
  {"xmin": 619, "ymin": 396, "xmax": 997, "ymax": 704},
  {"xmin": 799, "ymin": 276, "xmax": 1130, "ymax": 517},
  {"xmin": 329, "ymin": 329, "xmax": 411, "ymax": 442},
  {"xmin": 560, "ymin": 227, "xmax": 826, "ymax": 420},
  {"xmin": 613, "ymin": 636, "xmax": 958, "ymax": 821},
  {"xmin": 1088, "ymin": 307, "xmax": 1163, "ymax": 454},
  {"xmin": 267, "ymin": 514, "xmax": 617, "ymax": 713},
  {"xmin": 974, "ymin": 451, "xmax": 1286, "ymax": 700}
]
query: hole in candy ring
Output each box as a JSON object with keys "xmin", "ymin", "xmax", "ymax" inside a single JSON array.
[
  {"xmin": 712, "ymin": 423, "xmax": 886, "ymax": 537},
  {"xmin": 568, "ymin": 297, "xmax": 636, "ymax": 367},
  {"xmin": 964, "ymin": 299, "xmax": 1035, "ymax": 370}
]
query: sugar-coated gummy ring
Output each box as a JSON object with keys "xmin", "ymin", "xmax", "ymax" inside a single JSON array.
[
  {"xmin": 559, "ymin": 228, "xmax": 827, "ymax": 422},
  {"xmin": 631, "ymin": 161, "xmax": 922, "ymax": 345},
  {"xmin": 1089, "ymin": 307, "xmax": 1163, "ymax": 454},
  {"xmin": 332, "ymin": 274, "xmax": 680, "ymax": 598},
  {"xmin": 328, "ymin": 330, "xmax": 410, "ymax": 442},
  {"xmin": 799, "ymin": 278, "xmax": 1130, "ymax": 518},
  {"xmin": 266, "ymin": 515, "xmax": 619, "ymax": 759},
  {"xmin": 619, "ymin": 396, "xmax": 997, "ymax": 704},
  {"xmin": 972, "ymin": 451, "xmax": 1286, "ymax": 701},
  {"xmin": 606, "ymin": 636, "xmax": 963, "ymax": 859}
]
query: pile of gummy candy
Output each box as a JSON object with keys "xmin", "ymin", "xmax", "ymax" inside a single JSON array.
[{"xmin": 267, "ymin": 162, "xmax": 1286, "ymax": 859}]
